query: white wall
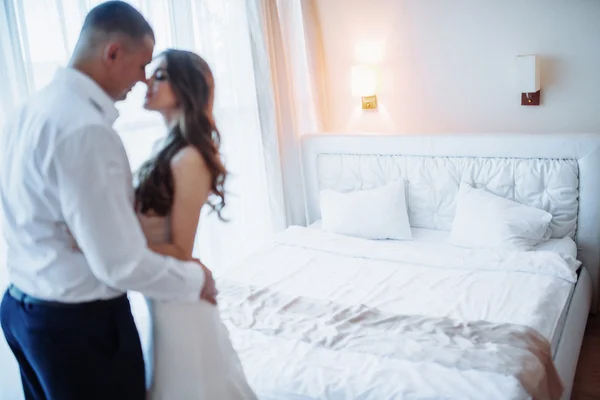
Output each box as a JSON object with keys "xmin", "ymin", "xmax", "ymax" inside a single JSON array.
[{"xmin": 315, "ymin": 0, "xmax": 600, "ymax": 134}]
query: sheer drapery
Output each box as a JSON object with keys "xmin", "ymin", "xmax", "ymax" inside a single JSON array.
[
  {"xmin": 0, "ymin": 1, "xmax": 287, "ymax": 398},
  {"xmin": 248, "ymin": 0, "xmax": 327, "ymax": 226},
  {"xmin": 0, "ymin": 0, "xmax": 288, "ymax": 272},
  {"xmin": 0, "ymin": 0, "xmax": 327, "ymax": 282},
  {"xmin": 0, "ymin": 2, "xmax": 24, "ymax": 397},
  {"xmin": 0, "ymin": 0, "xmax": 325, "ymax": 397}
]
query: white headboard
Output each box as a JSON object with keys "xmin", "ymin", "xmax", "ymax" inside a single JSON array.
[{"xmin": 300, "ymin": 133, "xmax": 600, "ymax": 313}]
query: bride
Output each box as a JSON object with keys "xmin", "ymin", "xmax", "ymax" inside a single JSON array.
[{"xmin": 135, "ymin": 48, "xmax": 256, "ymax": 400}]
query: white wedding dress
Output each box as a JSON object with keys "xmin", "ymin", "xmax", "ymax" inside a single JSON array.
[{"xmin": 137, "ymin": 212, "xmax": 257, "ymax": 400}]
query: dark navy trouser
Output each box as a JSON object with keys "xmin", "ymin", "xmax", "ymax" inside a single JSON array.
[{"xmin": 0, "ymin": 287, "xmax": 145, "ymax": 400}]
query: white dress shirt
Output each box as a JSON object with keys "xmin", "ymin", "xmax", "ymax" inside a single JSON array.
[{"xmin": 0, "ymin": 67, "xmax": 205, "ymax": 303}]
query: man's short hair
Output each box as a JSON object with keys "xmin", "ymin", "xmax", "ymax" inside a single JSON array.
[{"xmin": 81, "ymin": 1, "xmax": 155, "ymax": 43}]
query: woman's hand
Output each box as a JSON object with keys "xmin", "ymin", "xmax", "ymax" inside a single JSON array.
[{"xmin": 195, "ymin": 259, "xmax": 217, "ymax": 305}]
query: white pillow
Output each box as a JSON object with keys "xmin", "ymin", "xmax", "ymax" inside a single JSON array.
[
  {"xmin": 448, "ymin": 182, "xmax": 552, "ymax": 251},
  {"xmin": 319, "ymin": 180, "xmax": 412, "ymax": 240}
]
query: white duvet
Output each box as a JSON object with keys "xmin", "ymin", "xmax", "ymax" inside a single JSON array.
[{"xmin": 219, "ymin": 227, "xmax": 579, "ymax": 400}]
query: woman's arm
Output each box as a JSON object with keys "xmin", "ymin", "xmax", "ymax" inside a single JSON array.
[
  {"xmin": 151, "ymin": 146, "xmax": 212, "ymax": 262},
  {"xmin": 149, "ymin": 243, "xmax": 189, "ymax": 260}
]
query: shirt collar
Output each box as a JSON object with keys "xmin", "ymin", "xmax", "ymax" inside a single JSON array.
[{"xmin": 54, "ymin": 67, "xmax": 120, "ymax": 126}]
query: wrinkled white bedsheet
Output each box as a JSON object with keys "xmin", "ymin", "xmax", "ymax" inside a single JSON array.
[{"xmin": 220, "ymin": 227, "xmax": 578, "ymax": 400}]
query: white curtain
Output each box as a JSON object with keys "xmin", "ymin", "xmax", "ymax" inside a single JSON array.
[
  {"xmin": 0, "ymin": 0, "xmax": 292, "ymax": 270},
  {"xmin": 0, "ymin": 2, "xmax": 25, "ymax": 398},
  {"xmin": 0, "ymin": 0, "xmax": 325, "ymax": 398},
  {"xmin": 248, "ymin": 0, "xmax": 327, "ymax": 226}
]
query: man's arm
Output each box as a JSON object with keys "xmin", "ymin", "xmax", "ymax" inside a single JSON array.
[{"xmin": 52, "ymin": 125, "xmax": 205, "ymax": 302}]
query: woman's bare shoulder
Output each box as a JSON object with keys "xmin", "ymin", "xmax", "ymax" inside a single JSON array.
[{"xmin": 171, "ymin": 145, "xmax": 207, "ymax": 172}]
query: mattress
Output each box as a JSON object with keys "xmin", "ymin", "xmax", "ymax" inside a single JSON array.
[
  {"xmin": 401, "ymin": 227, "xmax": 577, "ymax": 355},
  {"xmin": 396, "ymin": 226, "xmax": 576, "ymax": 355},
  {"xmin": 305, "ymin": 223, "xmax": 577, "ymax": 355},
  {"xmin": 221, "ymin": 226, "xmax": 579, "ymax": 399},
  {"xmin": 378, "ymin": 226, "xmax": 577, "ymax": 355}
]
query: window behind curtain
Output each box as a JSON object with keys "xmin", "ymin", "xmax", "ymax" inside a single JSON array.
[{"xmin": 0, "ymin": 0, "xmax": 277, "ymax": 327}]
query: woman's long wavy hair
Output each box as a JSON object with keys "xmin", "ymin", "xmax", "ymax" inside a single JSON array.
[{"xmin": 135, "ymin": 49, "xmax": 227, "ymax": 219}]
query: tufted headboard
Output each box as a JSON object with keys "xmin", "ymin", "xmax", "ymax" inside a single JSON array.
[{"xmin": 300, "ymin": 133, "xmax": 600, "ymax": 313}]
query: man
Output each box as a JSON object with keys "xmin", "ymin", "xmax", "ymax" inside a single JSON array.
[{"xmin": 0, "ymin": 2, "xmax": 216, "ymax": 399}]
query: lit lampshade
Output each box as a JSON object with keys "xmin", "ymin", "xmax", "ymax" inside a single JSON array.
[
  {"xmin": 351, "ymin": 65, "xmax": 379, "ymax": 109},
  {"xmin": 351, "ymin": 65, "xmax": 379, "ymax": 97},
  {"xmin": 516, "ymin": 54, "xmax": 541, "ymax": 106}
]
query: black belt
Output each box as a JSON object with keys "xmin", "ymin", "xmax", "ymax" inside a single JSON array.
[{"xmin": 8, "ymin": 284, "xmax": 127, "ymax": 309}]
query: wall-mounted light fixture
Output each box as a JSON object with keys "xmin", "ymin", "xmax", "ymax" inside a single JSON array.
[
  {"xmin": 516, "ymin": 54, "xmax": 540, "ymax": 106},
  {"xmin": 351, "ymin": 65, "xmax": 379, "ymax": 110}
]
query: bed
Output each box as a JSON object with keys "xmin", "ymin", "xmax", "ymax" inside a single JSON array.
[{"xmin": 218, "ymin": 133, "xmax": 600, "ymax": 400}]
